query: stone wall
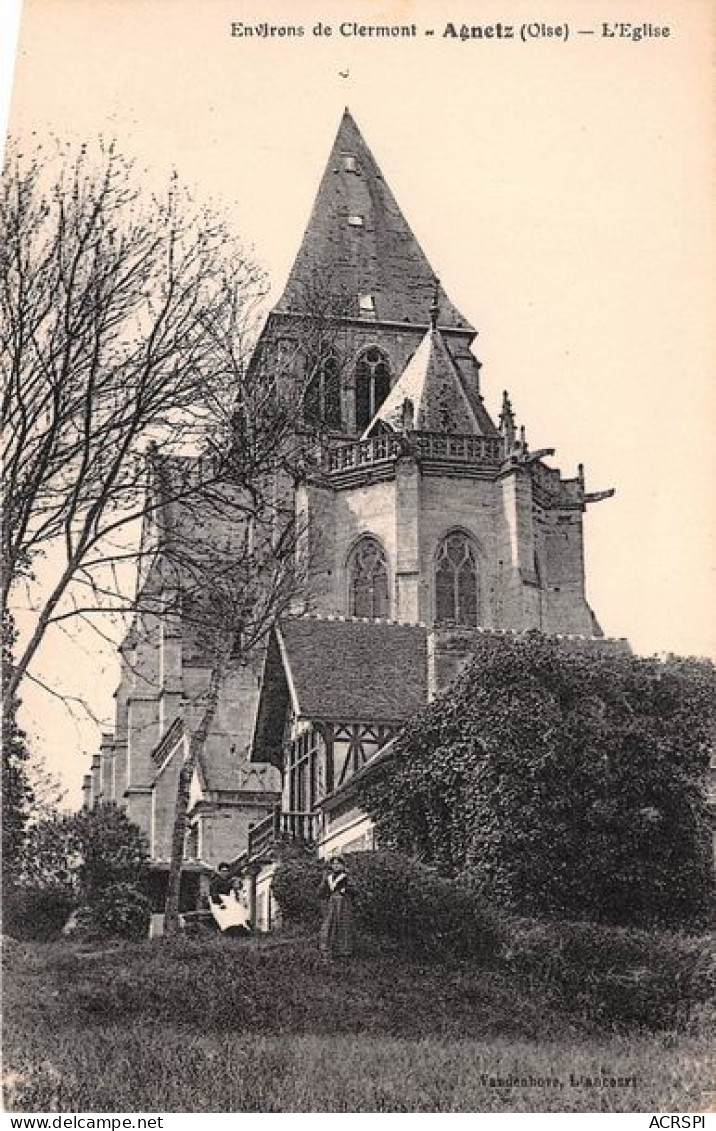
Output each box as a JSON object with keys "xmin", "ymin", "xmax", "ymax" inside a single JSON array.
[
  {"xmin": 305, "ymin": 478, "xmax": 397, "ymax": 616},
  {"xmin": 427, "ymin": 625, "xmax": 630, "ymax": 699},
  {"xmin": 418, "ymin": 472, "xmax": 497, "ymax": 625},
  {"xmin": 536, "ymin": 504, "xmax": 597, "ymax": 635},
  {"xmin": 150, "ymin": 733, "xmax": 184, "ymax": 860},
  {"xmin": 302, "ymin": 454, "xmax": 597, "ymax": 636},
  {"xmin": 196, "ymin": 800, "xmax": 278, "ymax": 868}
]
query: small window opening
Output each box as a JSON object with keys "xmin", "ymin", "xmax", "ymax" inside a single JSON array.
[
  {"xmin": 348, "ymin": 538, "xmax": 390, "ymax": 619},
  {"xmin": 435, "ymin": 532, "xmax": 480, "ymax": 626},
  {"xmin": 304, "ymin": 354, "xmax": 342, "ymax": 429},
  {"xmin": 355, "ymin": 347, "xmax": 391, "ymax": 431}
]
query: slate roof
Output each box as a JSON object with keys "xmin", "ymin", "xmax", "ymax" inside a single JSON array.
[
  {"xmin": 276, "ymin": 110, "xmax": 474, "ymax": 332},
  {"xmin": 281, "ymin": 617, "xmax": 428, "ymax": 719},
  {"xmin": 251, "ymin": 617, "xmax": 429, "ymax": 763},
  {"xmin": 363, "ymin": 326, "xmax": 483, "ymax": 436}
]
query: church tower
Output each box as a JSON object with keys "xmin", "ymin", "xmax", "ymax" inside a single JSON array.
[
  {"xmin": 256, "ymin": 109, "xmax": 611, "ymax": 636},
  {"xmin": 261, "ymin": 108, "xmax": 492, "ymax": 439}
]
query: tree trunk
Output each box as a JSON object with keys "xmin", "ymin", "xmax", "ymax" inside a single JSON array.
[
  {"xmin": 4, "ymin": 559, "xmax": 82, "ymax": 702},
  {"xmin": 163, "ymin": 663, "xmax": 224, "ymax": 934}
]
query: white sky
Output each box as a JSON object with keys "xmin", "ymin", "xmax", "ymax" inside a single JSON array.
[{"xmin": 3, "ymin": 0, "xmax": 714, "ymax": 804}]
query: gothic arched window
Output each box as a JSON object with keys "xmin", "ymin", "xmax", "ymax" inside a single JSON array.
[
  {"xmin": 355, "ymin": 347, "xmax": 390, "ymax": 432},
  {"xmin": 304, "ymin": 354, "xmax": 342, "ymax": 428},
  {"xmin": 435, "ymin": 531, "xmax": 480, "ymax": 625},
  {"xmin": 348, "ymin": 537, "xmax": 390, "ymax": 619}
]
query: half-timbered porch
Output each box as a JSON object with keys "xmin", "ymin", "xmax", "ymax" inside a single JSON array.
[
  {"xmin": 240, "ymin": 616, "xmax": 428, "ymax": 896},
  {"xmin": 250, "ymin": 617, "xmax": 427, "ymax": 822},
  {"xmin": 243, "ymin": 719, "xmax": 399, "ymax": 865}
]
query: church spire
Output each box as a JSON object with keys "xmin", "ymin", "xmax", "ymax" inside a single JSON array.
[
  {"xmin": 276, "ymin": 110, "xmax": 473, "ymax": 332},
  {"xmin": 362, "ymin": 324, "xmax": 483, "ymax": 437},
  {"xmin": 499, "ymin": 390, "xmax": 516, "ymax": 450}
]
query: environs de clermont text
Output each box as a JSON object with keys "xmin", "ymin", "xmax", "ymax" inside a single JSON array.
[{"xmin": 229, "ymin": 21, "xmax": 672, "ymax": 43}]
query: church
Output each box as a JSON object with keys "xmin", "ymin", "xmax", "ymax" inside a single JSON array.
[{"xmin": 83, "ymin": 110, "xmax": 621, "ymax": 922}]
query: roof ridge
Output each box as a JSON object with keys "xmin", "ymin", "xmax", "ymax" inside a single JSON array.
[
  {"xmin": 433, "ymin": 624, "xmax": 627, "ymax": 645},
  {"xmin": 285, "ymin": 613, "xmax": 622, "ymax": 644},
  {"xmin": 282, "ymin": 612, "xmax": 426, "ymax": 628}
]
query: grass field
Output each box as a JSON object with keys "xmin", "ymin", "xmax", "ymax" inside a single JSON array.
[{"xmin": 3, "ymin": 931, "xmax": 713, "ymax": 1113}]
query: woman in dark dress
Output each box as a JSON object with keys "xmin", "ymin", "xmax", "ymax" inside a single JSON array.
[{"xmin": 318, "ymin": 856, "xmax": 355, "ymax": 959}]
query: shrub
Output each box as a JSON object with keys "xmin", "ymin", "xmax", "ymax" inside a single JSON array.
[
  {"xmin": 271, "ymin": 850, "xmax": 324, "ymax": 926},
  {"xmin": 273, "ymin": 849, "xmax": 503, "ymax": 959},
  {"xmin": 18, "ymin": 804, "xmax": 151, "ymax": 905},
  {"xmin": 75, "ymin": 882, "xmax": 152, "ymax": 941},
  {"xmin": 15, "ymin": 804, "xmax": 152, "ymax": 940},
  {"xmin": 2, "ymin": 884, "xmax": 74, "ymax": 941},
  {"xmin": 71, "ymin": 806, "xmax": 151, "ymax": 902},
  {"xmin": 349, "ymin": 851, "xmax": 503, "ymax": 958},
  {"xmin": 502, "ymin": 916, "xmax": 715, "ymax": 1028},
  {"xmin": 360, "ymin": 636, "xmax": 715, "ymax": 930}
]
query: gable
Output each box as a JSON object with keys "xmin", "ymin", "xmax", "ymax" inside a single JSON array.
[
  {"xmin": 364, "ymin": 326, "xmax": 482, "ymax": 436},
  {"xmin": 251, "ymin": 617, "xmax": 429, "ymax": 763}
]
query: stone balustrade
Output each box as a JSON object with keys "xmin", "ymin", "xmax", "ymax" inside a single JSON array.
[{"xmin": 325, "ymin": 430, "xmax": 506, "ymax": 474}]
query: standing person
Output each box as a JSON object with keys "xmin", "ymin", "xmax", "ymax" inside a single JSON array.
[{"xmin": 318, "ymin": 856, "xmax": 355, "ymax": 959}]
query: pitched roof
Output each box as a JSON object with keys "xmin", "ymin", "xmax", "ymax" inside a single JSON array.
[
  {"xmin": 199, "ymin": 756, "xmax": 280, "ymax": 796},
  {"xmin": 276, "ymin": 110, "xmax": 474, "ymax": 332},
  {"xmin": 363, "ymin": 326, "xmax": 483, "ymax": 436},
  {"xmin": 282, "ymin": 617, "xmax": 428, "ymax": 719},
  {"xmin": 148, "ymin": 713, "xmax": 281, "ymax": 794},
  {"xmin": 251, "ymin": 617, "xmax": 429, "ymax": 762}
]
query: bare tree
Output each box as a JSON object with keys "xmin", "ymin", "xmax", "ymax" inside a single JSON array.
[
  {"xmin": 1, "ymin": 137, "xmax": 265, "ymax": 702},
  {"xmin": 1, "ymin": 135, "xmax": 356, "ymax": 929},
  {"xmin": 140, "ymin": 279, "xmax": 352, "ymax": 933},
  {"xmin": 157, "ymin": 491, "xmax": 301, "ymax": 933}
]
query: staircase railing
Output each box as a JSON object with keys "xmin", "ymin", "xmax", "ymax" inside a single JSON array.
[{"xmin": 247, "ymin": 805, "xmax": 318, "ymax": 861}]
